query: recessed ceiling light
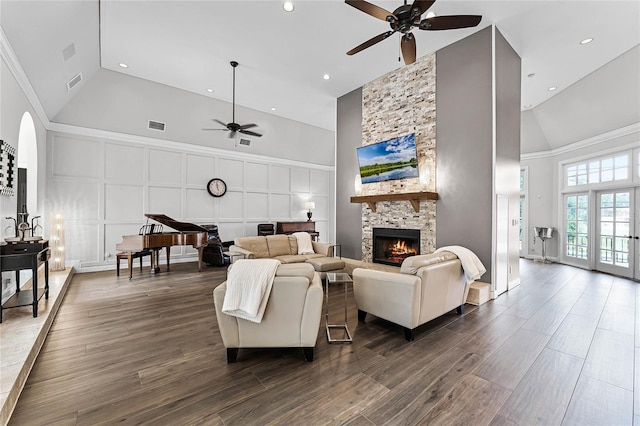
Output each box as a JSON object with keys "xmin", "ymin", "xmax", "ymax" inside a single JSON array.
[
  {"xmin": 524, "ymin": 104, "xmax": 532, "ymax": 109},
  {"xmin": 425, "ymin": 11, "xmax": 436, "ymax": 18},
  {"xmin": 206, "ymin": 88, "xmax": 214, "ymax": 93},
  {"xmin": 283, "ymin": 1, "xmax": 294, "ymax": 12},
  {"xmin": 271, "ymin": 107, "xmax": 277, "ymax": 111},
  {"xmin": 118, "ymin": 63, "xmax": 128, "ymax": 68},
  {"xmin": 527, "ymin": 73, "xmax": 535, "ymax": 78},
  {"xmin": 580, "ymin": 38, "xmax": 594, "ymax": 45},
  {"xmin": 323, "ymin": 74, "xmax": 331, "ymax": 80},
  {"xmin": 548, "ymin": 86, "xmax": 557, "ymax": 91}
]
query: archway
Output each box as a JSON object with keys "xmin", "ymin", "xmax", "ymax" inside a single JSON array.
[{"xmin": 17, "ymin": 112, "xmax": 38, "ymax": 220}]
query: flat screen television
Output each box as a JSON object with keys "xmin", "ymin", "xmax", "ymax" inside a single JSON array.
[{"xmin": 357, "ymin": 133, "xmax": 419, "ymax": 184}]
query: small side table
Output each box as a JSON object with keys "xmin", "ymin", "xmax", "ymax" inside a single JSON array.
[
  {"xmin": 325, "ymin": 272, "xmax": 353, "ymax": 343},
  {"xmin": 223, "ymin": 251, "xmax": 245, "ymax": 264}
]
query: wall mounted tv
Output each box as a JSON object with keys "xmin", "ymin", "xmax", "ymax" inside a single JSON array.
[{"xmin": 357, "ymin": 133, "xmax": 419, "ymax": 184}]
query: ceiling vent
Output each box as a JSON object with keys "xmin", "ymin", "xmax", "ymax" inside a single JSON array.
[
  {"xmin": 66, "ymin": 73, "xmax": 82, "ymax": 91},
  {"xmin": 62, "ymin": 43, "xmax": 76, "ymax": 61},
  {"xmin": 238, "ymin": 138, "xmax": 251, "ymax": 147},
  {"xmin": 148, "ymin": 120, "xmax": 166, "ymax": 132}
]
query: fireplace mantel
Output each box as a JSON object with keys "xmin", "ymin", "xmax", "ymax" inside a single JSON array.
[{"xmin": 350, "ymin": 191, "xmax": 438, "ymax": 213}]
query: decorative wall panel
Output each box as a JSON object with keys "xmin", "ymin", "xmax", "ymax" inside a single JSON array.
[
  {"xmin": 52, "ymin": 135, "xmax": 100, "ymax": 178},
  {"xmin": 47, "ymin": 181, "xmax": 100, "ymax": 220},
  {"xmin": 185, "ymin": 188, "xmax": 214, "ymax": 220},
  {"xmin": 246, "ymin": 162, "xmax": 269, "ymax": 190},
  {"xmin": 149, "ymin": 186, "xmax": 182, "ymax": 218},
  {"xmin": 245, "ymin": 192, "xmax": 269, "ymax": 219},
  {"xmin": 291, "ymin": 167, "xmax": 310, "ymax": 193},
  {"xmin": 149, "ymin": 149, "xmax": 182, "ymax": 184},
  {"xmin": 218, "ymin": 191, "xmax": 243, "ymax": 219},
  {"xmin": 186, "ymin": 154, "xmax": 215, "ymax": 186},
  {"xmin": 105, "ymin": 184, "xmax": 143, "ymax": 220},
  {"xmin": 270, "ymin": 193, "xmax": 291, "ymax": 219},
  {"xmin": 65, "ymin": 223, "xmax": 99, "ymax": 264},
  {"xmin": 105, "ymin": 143, "xmax": 144, "ymax": 182},
  {"xmin": 269, "ymin": 165, "xmax": 290, "ymax": 191},
  {"xmin": 219, "ymin": 158, "xmax": 244, "ymax": 188}
]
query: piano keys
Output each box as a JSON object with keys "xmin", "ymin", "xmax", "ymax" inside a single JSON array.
[{"xmin": 116, "ymin": 214, "xmax": 208, "ymax": 277}]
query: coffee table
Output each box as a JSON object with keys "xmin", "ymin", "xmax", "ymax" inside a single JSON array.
[{"xmin": 325, "ymin": 272, "xmax": 353, "ymax": 343}]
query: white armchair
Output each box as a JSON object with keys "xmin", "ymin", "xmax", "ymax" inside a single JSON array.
[
  {"xmin": 213, "ymin": 263, "xmax": 323, "ymax": 362},
  {"xmin": 353, "ymin": 252, "xmax": 470, "ymax": 341}
]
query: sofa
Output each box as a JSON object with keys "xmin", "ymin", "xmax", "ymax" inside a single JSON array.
[
  {"xmin": 352, "ymin": 251, "xmax": 471, "ymax": 341},
  {"xmin": 229, "ymin": 234, "xmax": 344, "ymax": 275},
  {"xmin": 213, "ymin": 262, "xmax": 323, "ymax": 362}
]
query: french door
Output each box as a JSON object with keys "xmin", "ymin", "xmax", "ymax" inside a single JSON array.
[{"xmin": 595, "ymin": 188, "xmax": 637, "ymax": 278}]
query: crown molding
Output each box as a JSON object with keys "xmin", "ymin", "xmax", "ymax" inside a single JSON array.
[
  {"xmin": 48, "ymin": 121, "xmax": 335, "ymax": 171},
  {"xmin": 0, "ymin": 26, "xmax": 51, "ymax": 129},
  {"xmin": 522, "ymin": 122, "xmax": 640, "ymax": 161}
]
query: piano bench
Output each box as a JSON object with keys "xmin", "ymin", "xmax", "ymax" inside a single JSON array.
[{"xmin": 116, "ymin": 250, "xmax": 153, "ymax": 280}]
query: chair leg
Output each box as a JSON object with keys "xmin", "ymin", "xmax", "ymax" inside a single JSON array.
[
  {"xmin": 357, "ymin": 309, "xmax": 367, "ymax": 322},
  {"xmin": 303, "ymin": 348, "xmax": 314, "ymax": 362},
  {"xmin": 139, "ymin": 255, "xmax": 143, "ymax": 271},
  {"xmin": 403, "ymin": 327, "xmax": 415, "ymax": 341},
  {"xmin": 456, "ymin": 304, "xmax": 465, "ymax": 314},
  {"xmin": 226, "ymin": 348, "xmax": 239, "ymax": 363}
]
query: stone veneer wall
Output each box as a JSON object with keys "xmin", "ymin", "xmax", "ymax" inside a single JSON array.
[{"xmin": 360, "ymin": 53, "xmax": 437, "ymax": 262}]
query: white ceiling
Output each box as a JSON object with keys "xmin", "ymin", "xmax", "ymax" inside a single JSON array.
[{"xmin": 2, "ymin": 0, "xmax": 640, "ymax": 132}]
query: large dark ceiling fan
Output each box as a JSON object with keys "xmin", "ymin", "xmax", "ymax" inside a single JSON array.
[
  {"xmin": 346, "ymin": 0, "xmax": 482, "ymax": 65},
  {"xmin": 203, "ymin": 61, "xmax": 262, "ymax": 138}
]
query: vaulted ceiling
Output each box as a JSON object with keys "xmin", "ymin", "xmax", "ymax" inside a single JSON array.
[{"xmin": 2, "ymin": 1, "xmax": 639, "ymax": 151}]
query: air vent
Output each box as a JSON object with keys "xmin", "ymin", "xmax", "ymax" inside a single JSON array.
[
  {"xmin": 238, "ymin": 138, "xmax": 251, "ymax": 146},
  {"xmin": 63, "ymin": 43, "xmax": 76, "ymax": 61},
  {"xmin": 66, "ymin": 73, "xmax": 82, "ymax": 91},
  {"xmin": 148, "ymin": 120, "xmax": 166, "ymax": 132}
]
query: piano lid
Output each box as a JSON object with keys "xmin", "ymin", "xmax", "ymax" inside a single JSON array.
[{"xmin": 145, "ymin": 214, "xmax": 208, "ymax": 233}]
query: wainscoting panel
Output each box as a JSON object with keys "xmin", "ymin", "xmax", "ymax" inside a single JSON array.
[
  {"xmin": 245, "ymin": 192, "xmax": 269, "ymax": 219},
  {"xmin": 219, "ymin": 158, "xmax": 244, "ymax": 189},
  {"xmin": 311, "ymin": 169, "xmax": 331, "ymax": 194},
  {"xmin": 51, "ymin": 135, "xmax": 101, "ymax": 178},
  {"xmin": 149, "ymin": 149, "xmax": 182, "ymax": 185},
  {"xmin": 185, "ymin": 188, "xmax": 215, "ymax": 220},
  {"xmin": 47, "ymin": 180, "xmax": 101, "ymax": 220},
  {"xmin": 105, "ymin": 143, "xmax": 144, "ymax": 182},
  {"xmin": 270, "ymin": 193, "xmax": 291, "ymax": 219},
  {"xmin": 148, "ymin": 186, "xmax": 182, "ymax": 219},
  {"xmin": 246, "ymin": 162, "xmax": 269, "ymax": 190},
  {"xmin": 186, "ymin": 154, "xmax": 215, "ymax": 186},
  {"xmin": 104, "ymin": 184, "xmax": 143, "ymax": 221},
  {"xmin": 270, "ymin": 165, "xmax": 290, "ymax": 192},
  {"xmin": 65, "ymin": 222, "xmax": 99, "ymax": 264},
  {"xmin": 291, "ymin": 167, "xmax": 310, "ymax": 193},
  {"xmin": 218, "ymin": 190, "xmax": 243, "ymax": 219}
]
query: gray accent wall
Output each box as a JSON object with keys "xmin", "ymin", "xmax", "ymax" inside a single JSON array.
[
  {"xmin": 336, "ymin": 88, "xmax": 363, "ymax": 260},
  {"xmin": 435, "ymin": 26, "xmax": 494, "ymax": 280}
]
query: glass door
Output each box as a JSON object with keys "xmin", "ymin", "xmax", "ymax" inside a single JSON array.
[{"xmin": 596, "ymin": 189, "xmax": 635, "ymax": 278}]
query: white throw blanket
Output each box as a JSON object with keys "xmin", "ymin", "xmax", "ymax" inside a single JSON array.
[
  {"xmin": 222, "ymin": 259, "xmax": 281, "ymax": 323},
  {"xmin": 435, "ymin": 245, "xmax": 486, "ymax": 284},
  {"xmin": 293, "ymin": 231, "xmax": 314, "ymax": 255}
]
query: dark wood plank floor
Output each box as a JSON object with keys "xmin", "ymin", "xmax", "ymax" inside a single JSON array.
[{"xmin": 9, "ymin": 260, "xmax": 639, "ymax": 425}]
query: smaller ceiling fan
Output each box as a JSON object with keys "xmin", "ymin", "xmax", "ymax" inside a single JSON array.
[
  {"xmin": 346, "ymin": 0, "xmax": 482, "ymax": 65},
  {"xmin": 203, "ymin": 61, "xmax": 262, "ymax": 138}
]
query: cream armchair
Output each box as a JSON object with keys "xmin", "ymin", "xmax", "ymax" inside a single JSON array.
[
  {"xmin": 353, "ymin": 252, "xmax": 471, "ymax": 341},
  {"xmin": 213, "ymin": 263, "xmax": 323, "ymax": 362}
]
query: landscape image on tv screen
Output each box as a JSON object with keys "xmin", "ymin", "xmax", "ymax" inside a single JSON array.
[{"xmin": 357, "ymin": 133, "xmax": 419, "ymax": 184}]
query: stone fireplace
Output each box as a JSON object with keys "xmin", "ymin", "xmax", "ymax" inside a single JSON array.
[{"xmin": 372, "ymin": 228, "xmax": 420, "ymax": 266}]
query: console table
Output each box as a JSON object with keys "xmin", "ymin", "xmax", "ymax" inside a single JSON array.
[
  {"xmin": 275, "ymin": 221, "xmax": 319, "ymax": 241},
  {"xmin": 0, "ymin": 240, "xmax": 50, "ymax": 323}
]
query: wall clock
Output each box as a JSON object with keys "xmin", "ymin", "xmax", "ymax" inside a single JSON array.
[{"xmin": 207, "ymin": 178, "xmax": 227, "ymax": 197}]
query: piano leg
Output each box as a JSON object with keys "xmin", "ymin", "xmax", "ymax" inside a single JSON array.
[
  {"xmin": 197, "ymin": 246, "xmax": 204, "ymax": 272},
  {"xmin": 127, "ymin": 252, "xmax": 133, "ymax": 280},
  {"xmin": 151, "ymin": 249, "xmax": 160, "ymax": 274},
  {"xmin": 166, "ymin": 247, "xmax": 171, "ymax": 271}
]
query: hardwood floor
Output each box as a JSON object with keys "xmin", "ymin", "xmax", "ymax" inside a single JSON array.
[{"xmin": 9, "ymin": 260, "xmax": 639, "ymax": 425}]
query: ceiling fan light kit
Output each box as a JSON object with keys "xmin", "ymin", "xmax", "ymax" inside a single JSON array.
[
  {"xmin": 202, "ymin": 61, "xmax": 263, "ymax": 139},
  {"xmin": 345, "ymin": 0, "xmax": 482, "ymax": 65}
]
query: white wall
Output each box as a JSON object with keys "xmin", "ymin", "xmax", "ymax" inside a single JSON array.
[{"xmin": 45, "ymin": 127, "xmax": 334, "ymax": 271}]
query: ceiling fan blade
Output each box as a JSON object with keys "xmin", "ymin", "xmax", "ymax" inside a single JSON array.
[
  {"xmin": 212, "ymin": 119, "xmax": 229, "ymax": 128},
  {"xmin": 239, "ymin": 129, "xmax": 263, "ymax": 137},
  {"xmin": 410, "ymin": 0, "xmax": 435, "ymax": 19},
  {"xmin": 345, "ymin": 0, "xmax": 395, "ymax": 22},
  {"xmin": 401, "ymin": 33, "xmax": 416, "ymax": 65},
  {"xmin": 237, "ymin": 123, "xmax": 257, "ymax": 130},
  {"xmin": 419, "ymin": 15, "xmax": 482, "ymax": 30},
  {"xmin": 202, "ymin": 128, "xmax": 229, "ymax": 131},
  {"xmin": 228, "ymin": 130, "xmax": 236, "ymax": 139},
  {"xmin": 347, "ymin": 30, "xmax": 395, "ymax": 55}
]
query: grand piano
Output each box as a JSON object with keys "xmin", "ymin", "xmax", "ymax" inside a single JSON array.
[{"xmin": 116, "ymin": 214, "xmax": 208, "ymax": 277}]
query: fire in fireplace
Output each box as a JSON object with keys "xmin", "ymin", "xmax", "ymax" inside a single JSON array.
[{"xmin": 372, "ymin": 228, "xmax": 420, "ymax": 266}]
